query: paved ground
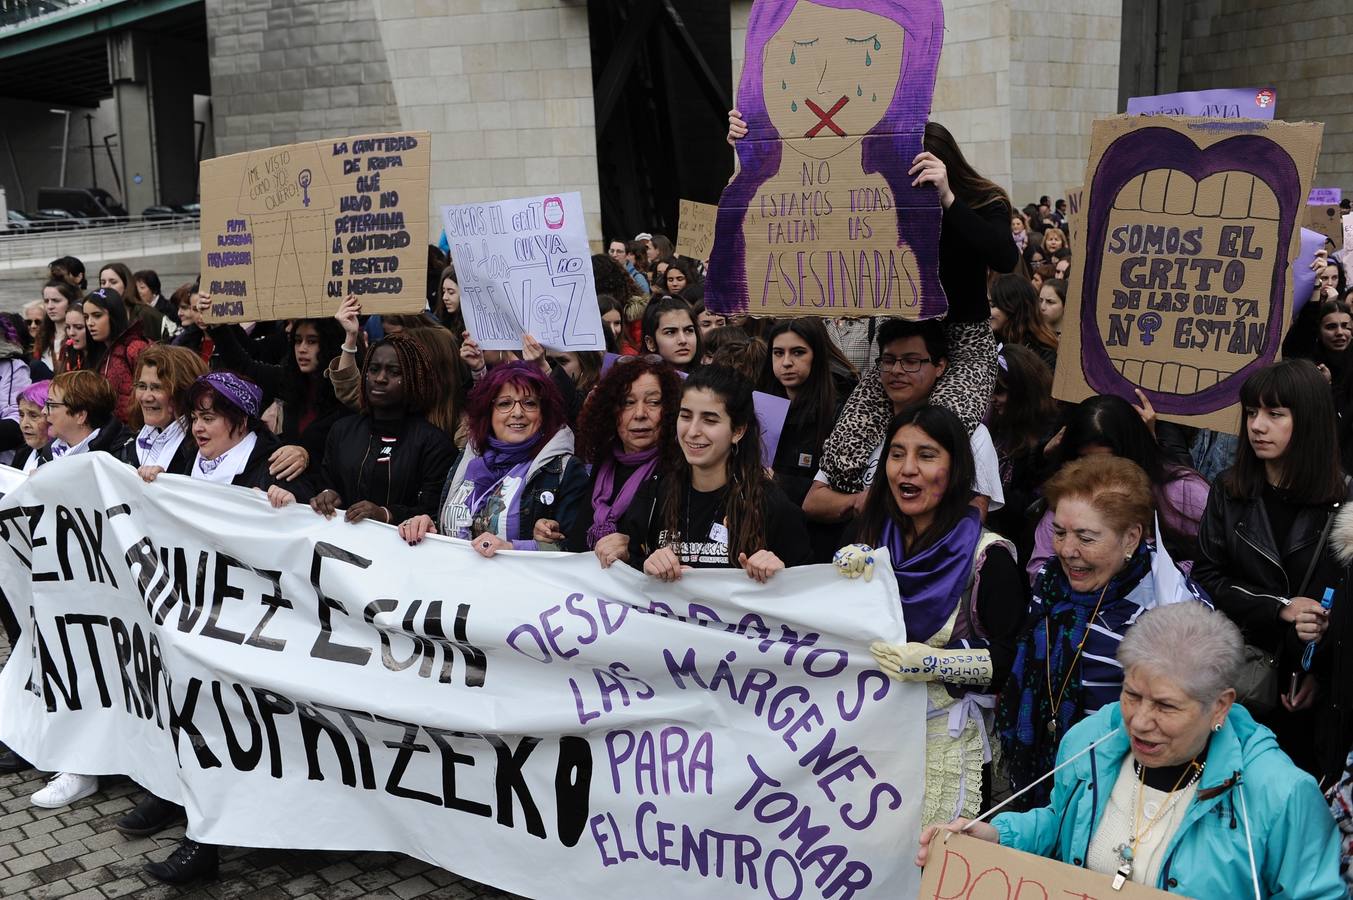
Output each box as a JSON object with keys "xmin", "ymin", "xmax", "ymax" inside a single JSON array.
[{"xmin": 0, "ymin": 634, "xmax": 520, "ymax": 900}]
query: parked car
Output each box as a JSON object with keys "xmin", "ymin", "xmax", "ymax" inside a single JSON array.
[
  {"xmin": 4, "ymin": 210, "xmax": 35, "ymax": 231},
  {"xmin": 35, "ymin": 187, "xmax": 128, "ymax": 225}
]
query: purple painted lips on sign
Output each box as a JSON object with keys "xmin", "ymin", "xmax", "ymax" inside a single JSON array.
[{"xmin": 1079, "ymin": 126, "xmax": 1301, "ymax": 416}]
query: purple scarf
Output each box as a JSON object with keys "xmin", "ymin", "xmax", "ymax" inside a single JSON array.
[
  {"xmin": 882, "ymin": 507, "xmax": 983, "ymax": 643},
  {"xmin": 586, "ymin": 445, "xmax": 660, "ymax": 548},
  {"xmin": 464, "ymin": 433, "xmax": 543, "ymax": 514}
]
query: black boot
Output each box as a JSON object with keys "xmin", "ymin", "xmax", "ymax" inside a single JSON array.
[
  {"xmin": 116, "ymin": 794, "xmax": 185, "ymax": 836},
  {"xmin": 144, "ymin": 838, "xmax": 219, "ymax": 884},
  {"xmin": 0, "ymin": 745, "xmax": 31, "ymax": 774}
]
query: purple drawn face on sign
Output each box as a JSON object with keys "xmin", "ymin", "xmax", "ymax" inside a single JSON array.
[
  {"xmin": 707, "ymin": 0, "xmax": 945, "ymax": 317},
  {"xmin": 1078, "ymin": 125, "xmax": 1302, "ymax": 416}
]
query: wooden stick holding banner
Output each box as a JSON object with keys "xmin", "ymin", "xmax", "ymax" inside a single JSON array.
[
  {"xmin": 199, "ymin": 131, "xmax": 431, "ymax": 323},
  {"xmin": 443, "ymin": 192, "xmax": 606, "ymax": 352}
]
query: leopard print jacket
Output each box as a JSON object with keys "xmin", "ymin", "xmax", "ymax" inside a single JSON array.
[{"xmin": 818, "ymin": 322, "xmax": 997, "ymax": 494}]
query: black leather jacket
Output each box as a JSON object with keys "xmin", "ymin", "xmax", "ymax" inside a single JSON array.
[{"xmin": 1193, "ymin": 481, "xmax": 1351, "ymax": 658}]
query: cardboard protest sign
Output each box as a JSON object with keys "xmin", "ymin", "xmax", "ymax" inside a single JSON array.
[
  {"xmin": 706, "ymin": 0, "xmax": 946, "ymax": 319},
  {"xmin": 1306, "ymin": 204, "xmax": 1342, "ymax": 246},
  {"xmin": 443, "ymin": 192, "xmax": 605, "ymax": 352},
  {"xmin": 1064, "ymin": 184, "xmax": 1084, "ymax": 242},
  {"xmin": 1126, "ymin": 87, "xmax": 1276, "ymax": 120},
  {"xmin": 675, "ymin": 199, "xmax": 718, "ymax": 262},
  {"xmin": 919, "ymin": 833, "xmax": 1172, "ymax": 900},
  {"xmin": 1052, "ymin": 116, "xmax": 1322, "ymax": 432},
  {"xmin": 1308, "ymin": 187, "xmax": 1342, "ymax": 205},
  {"xmin": 200, "ymin": 131, "xmax": 430, "ymax": 322},
  {"xmin": 0, "ymin": 454, "xmax": 927, "ymax": 900}
]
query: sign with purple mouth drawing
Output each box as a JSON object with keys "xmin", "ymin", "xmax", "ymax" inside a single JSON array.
[
  {"xmin": 1052, "ymin": 116, "xmax": 1323, "ymax": 432},
  {"xmin": 706, "ymin": 0, "xmax": 946, "ymax": 320}
]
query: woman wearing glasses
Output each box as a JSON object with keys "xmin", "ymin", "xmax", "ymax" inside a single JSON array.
[{"xmin": 399, "ymin": 360, "xmax": 587, "ymax": 556}]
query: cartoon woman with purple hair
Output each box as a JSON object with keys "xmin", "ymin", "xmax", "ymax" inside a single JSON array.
[{"xmin": 707, "ymin": 0, "xmax": 946, "ymax": 319}]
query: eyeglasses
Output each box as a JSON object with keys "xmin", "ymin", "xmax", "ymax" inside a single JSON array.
[
  {"xmin": 877, "ymin": 354, "xmax": 934, "ymax": 373},
  {"xmin": 493, "ymin": 397, "xmax": 540, "ymax": 413},
  {"xmin": 25, "ymin": 319, "xmax": 42, "ymax": 329},
  {"xmin": 44, "ymin": 401, "xmax": 66, "ymax": 412}
]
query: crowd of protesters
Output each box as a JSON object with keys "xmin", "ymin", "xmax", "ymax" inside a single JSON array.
[{"xmin": 0, "ymin": 124, "xmax": 1350, "ymax": 895}]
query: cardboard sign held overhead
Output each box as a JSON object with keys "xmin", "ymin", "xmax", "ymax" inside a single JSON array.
[
  {"xmin": 199, "ymin": 131, "xmax": 430, "ymax": 323},
  {"xmin": 919, "ymin": 833, "xmax": 1173, "ymax": 899},
  {"xmin": 675, "ymin": 199, "xmax": 718, "ymax": 262},
  {"xmin": 1052, "ymin": 115, "xmax": 1322, "ymax": 433},
  {"xmin": 706, "ymin": 0, "xmax": 946, "ymax": 320},
  {"xmin": 1306, "ymin": 204, "xmax": 1342, "ymax": 246},
  {"xmin": 443, "ymin": 192, "xmax": 605, "ymax": 352}
]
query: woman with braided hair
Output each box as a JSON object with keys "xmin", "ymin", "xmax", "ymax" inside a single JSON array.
[
  {"xmin": 610, "ymin": 365, "xmax": 811, "ymax": 582},
  {"xmin": 280, "ymin": 333, "xmax": 454, "ymax": 525}
]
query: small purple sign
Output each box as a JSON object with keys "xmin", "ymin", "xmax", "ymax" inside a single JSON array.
[
  {"xmin": 601, "ymin": 354, "xmax": 790, "ymax": 467},
  {"xmin": 1126, "ymin": 87, "xmax": 1276, "ymax": 120},
  {"xmin": 1308, "ymin": 188, "xmax": 1342, "ymax": 206},
  {"xmin": 1292, "ymin": 228, "xmax": 1332, "ymax": 313}
]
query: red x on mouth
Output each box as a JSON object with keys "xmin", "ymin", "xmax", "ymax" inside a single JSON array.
[{"xmin": 804, "ymin": 96, "xmax": 849, "ymax": 138}]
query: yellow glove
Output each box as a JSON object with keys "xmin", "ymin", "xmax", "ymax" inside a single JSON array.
[
  {"xmin": 833, "ymin": 544, "xmax": 875, "ymax": 582},
  {"xmin": 870, "ymin": 641, "xmax": 993, "ymax": 686}
]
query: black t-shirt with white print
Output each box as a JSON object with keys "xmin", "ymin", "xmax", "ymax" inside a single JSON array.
[{"xmin": 618, "ymin": 476, "xmax": 811, "ymax": 570}]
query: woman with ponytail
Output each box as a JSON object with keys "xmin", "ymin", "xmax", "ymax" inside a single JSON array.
[{"xmin": 608, "ymin": 365, "xmax": 811, "ymax": 581}]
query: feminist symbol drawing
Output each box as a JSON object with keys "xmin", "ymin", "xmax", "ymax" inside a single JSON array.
[{"xmin": 298, "ymin": 169, "xmax": 313, "ymax": 208}]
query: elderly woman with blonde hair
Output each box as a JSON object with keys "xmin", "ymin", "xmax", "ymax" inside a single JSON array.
[{"xmin": 919, "ymin": 603, "xmax": 1347, "ymax": 898}]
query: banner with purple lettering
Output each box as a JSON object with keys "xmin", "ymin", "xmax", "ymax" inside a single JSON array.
[{"xmin": 0, "ymin": 455, "xmax": 925, "ymax": 900}]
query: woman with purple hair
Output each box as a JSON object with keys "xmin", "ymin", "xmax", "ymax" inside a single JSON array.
[
  {"xmin": 12, "ymin": 379, "xmax": 51, "ymax": 472},
  {"xmin": 399, "ymin": 361, "xmax": 587, "ymax": 556}
]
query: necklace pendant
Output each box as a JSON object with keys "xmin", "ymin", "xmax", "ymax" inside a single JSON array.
[
  {"xmin": 1112, "ymin": 862, "xmax": 1132, "ymax": 891},
  {"xmin": 1046, "ymin": 718, "xmax": 1058, "ymax": 736}
]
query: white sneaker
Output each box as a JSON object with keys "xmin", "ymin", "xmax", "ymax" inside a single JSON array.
[{"xmin": 31, "ymin": 772, "xmax": 98, "ymax": 808}]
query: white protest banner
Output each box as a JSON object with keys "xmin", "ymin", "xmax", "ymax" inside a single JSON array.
[
  {"xmin": 443, "ymin": 192, "xmax": 605, "ymax": 352},
  {"xmin": 0, "ymin": 464, "xmax": 22, "ymax": 497},
  {"xmin": 1343, "ymin": 212, "xmax": 1353, "ymax": 253},
  {"xmin": 0, "ymin": 455, "xmax": 924, "ymax": 900}
]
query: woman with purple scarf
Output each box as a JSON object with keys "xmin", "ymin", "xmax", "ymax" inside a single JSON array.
[
  {"xmin": 568, "ymin": 356, "xmax": 682, "ymax": 557},
  {"xmin": 399, "ymin": 361, "xmax": 587, "ymax": 556},
  {"xmin": 833, "ymin": 404, "xmax": 1026, "ymax": 826}
]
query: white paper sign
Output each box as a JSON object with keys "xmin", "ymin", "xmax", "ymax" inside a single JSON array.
[
  {"xmin": 442, "ymin": 192, "xmax": 605, "ymax": 351},
  {"xmin": 0, "ymin": 455, "xmax": 924, "ymax": 900},
  {"xmin": 1343, "ymin": 211, "xmax": 1353, "ymax": 253}
]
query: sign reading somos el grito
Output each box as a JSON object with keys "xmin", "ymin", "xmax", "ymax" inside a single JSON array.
[{"xmin": 1053, "ymin": 115, "xmax": 1322, "ymax": 432}]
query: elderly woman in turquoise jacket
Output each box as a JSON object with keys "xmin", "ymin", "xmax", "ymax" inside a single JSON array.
[{"xmin": 917, "ymin": 603, "xmax": 1347, "ymax": 899}]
